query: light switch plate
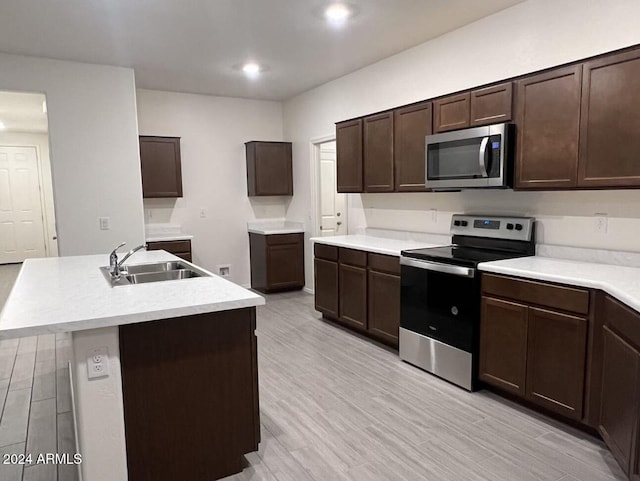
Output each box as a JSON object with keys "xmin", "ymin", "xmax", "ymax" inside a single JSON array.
[
  {"xmin": 99, "ymin": 217, "xmax": 110, "ymax": 230},
  {"xmin": 87, "ymin": 346, "xmax": 110, "ymax": 379}
]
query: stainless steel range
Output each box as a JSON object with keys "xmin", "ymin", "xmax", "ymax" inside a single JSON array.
[{"xmin": 399, "ymin": 214, "xmax": 536, "ymax": 391}]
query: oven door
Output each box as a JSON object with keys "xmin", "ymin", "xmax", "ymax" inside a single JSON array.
[
  {"xmin": 425, "ymin": 123, "xmax": 508, "ymax": 189},
  {"xmin": 399, "ymin": 257, "xmax": 479, "ymax": 353}
]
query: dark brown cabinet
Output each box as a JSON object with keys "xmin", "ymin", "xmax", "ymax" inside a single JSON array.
[
  {"xmin": 245, "ymin": 141, "xmax": 293, "ymax": 196},
  {"xmin": 249, "ymin": 233, "xmax": 304, "ymax": 293},
  {"xmin": 314, "ymin": 244, "xmax": 339, "ymax": 319},
  {"xmin": 336, "ymin": 119, "xmax": 363, "ymax": 193},
  {"xmin": 515, "ymin": 65, "xmax": 582, "ymax": 189},
  {"xmin": 139, "ymin": 136, "xmax": 183, "ymax": 198},
  {"xmin": 394, "ymin": 101, "xmax": 432, "ymax": 192},
  {"xmin": 470, "ymin": 82, "xmax": 513, "ymax": 126},
  {"xmin": 433, "ymin": 92, "xmax": 470, "ymax": 133},
  {"xmin": 480, "ymin": 274, "xmax": 590, "ymax": 420},
  {"xmin": 367, "ymin": 253, "xmax": 400, "ymax": 346},
  {"xmin": 364, "ymin": 111, "xmax": 394, "ymax": 192},
  {"xmin": 579, "ymin": 49, "xmax": 640, "ymax": 188},
  {"xmin": 146, "ymin": 239, "xmax": 192, "ymax": 262},
  {"xmin": 338, "ymin": 248, "xmax": 367, "ymax": 329}
]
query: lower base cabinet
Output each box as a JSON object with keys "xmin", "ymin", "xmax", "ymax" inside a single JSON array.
[
  {"xmin": 314, "ymin": 244, "xmax": 400, "ymax": 347},
  {"xmin": 146, "ymin": 239, "xmax": 192, "ymax": 262},
  {"xmin": 249, "ymin": 233, "xmax": 304, "ymax": 293}
]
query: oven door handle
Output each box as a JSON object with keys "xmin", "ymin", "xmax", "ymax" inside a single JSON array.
[{"xmin": 400, "ymin": 257, "xmax": 475, "ymax": 278}]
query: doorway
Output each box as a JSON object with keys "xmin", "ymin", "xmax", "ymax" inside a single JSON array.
[
  {"xmin": 0, "ymin": 91, "xmax": 57, "ymax": 264},
  {"xmin": 313, "ymin": 138, "xmax": 347, "ymax": 237}
]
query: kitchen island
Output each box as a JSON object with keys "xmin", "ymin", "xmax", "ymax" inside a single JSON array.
[{"xmin": 0, "ymin": 250, "xmax": 265, "ymax": 481}]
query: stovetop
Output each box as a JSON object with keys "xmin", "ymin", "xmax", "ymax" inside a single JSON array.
[{"xmin": 401, "ymin": 245, "xmax": 531, "ymax": 268}]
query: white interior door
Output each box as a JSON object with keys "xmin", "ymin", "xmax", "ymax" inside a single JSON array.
[
  {"xmin": 0, "ymin": 146, "xmax": 47, "ymax": 263},
  {"xmin": 318, "ymin": 141, "xmax": 347, "ymax": 236}
]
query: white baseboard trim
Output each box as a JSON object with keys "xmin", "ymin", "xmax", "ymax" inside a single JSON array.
[{"xmin": 303, "ymin": 287, "xmax": 314, "ymax": 295}]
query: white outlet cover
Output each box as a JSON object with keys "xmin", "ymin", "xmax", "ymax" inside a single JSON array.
[{"xmin": 87, "ymin": 346, "xmax": 110, "ymax": 380}]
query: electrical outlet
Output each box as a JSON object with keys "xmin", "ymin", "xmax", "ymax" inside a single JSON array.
[
  {"xmin": 99, "ymin": 217, "xmax": 110, "ymax": 230},
  {"xmin": 594, "ymin": 214, "xmax": 608, "ymax": 234},
  {"xmin": 87, "ymin": 346, "xmax": 110, "ymax": 379},
  {"xmin": 217, "ymin": 265, "xmax": 231, "ymax": 277}
]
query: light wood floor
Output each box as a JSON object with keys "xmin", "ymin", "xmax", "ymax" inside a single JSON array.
[{"xmin": 223, "ymin": 290, "xmax": 627, "ymax": 481}]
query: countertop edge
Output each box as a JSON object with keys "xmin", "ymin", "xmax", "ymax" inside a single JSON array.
[
  {"xmin": 248, "ymin": 228, "xmax": 305, "ymax": 235},
  {"xmin": 146, "ymin": 235, "xmax": 194, "ymax": 242}
]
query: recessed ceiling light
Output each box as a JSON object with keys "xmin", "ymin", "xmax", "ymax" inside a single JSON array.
[
  {"xmin": 239, "ymin": 62, "xmax": 267, "ymax": 79},
  {"xmin": 0, "ymin": 121, "xmax": 5, "ymax": 130},
  {"xmin": 324, "ymin": 3, "xmax": 354, "ymax": 25}
]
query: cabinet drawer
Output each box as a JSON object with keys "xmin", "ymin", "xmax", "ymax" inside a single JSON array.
[
  {"xmin": 339, "ymin": 248, "xmax": 367, "ymax": 267},
  {"xmin": 368, "ymin": 253, "xmax": 400, "ymax": 275},
  {"xmin": 482, "ymin": 273, "xmax": 590, "ymax": 315},
  {"xmin": 314, "ymin": 244, "xmax": 338, "ymax": 261},
  {"xmin": 266, "ymin": 233, "xmax": 302, "ymax": 245},
  {"xmin": 603, "ymin": 295, "xmax": 640, "ymax": 349},
  {"xmin": 147, "ymin": 240, "xmax": 191, "ymax": 254}
]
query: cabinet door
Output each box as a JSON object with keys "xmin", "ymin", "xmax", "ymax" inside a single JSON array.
[
  {"xmin": 251, "ymin": 142, "xmax": 293, "ymax": 196},
  {"xmin": 139, "ymin": 136, "xmax": 183, "ymax": 198},
  {"xmin": 314, "ymin": 258, "xmax": 338, "ymax": 319},
  {"xmin": 394, "ymin": 102, "xmax": 432, "ymax": 192},
  {"xmin": 515, "ymin": 65, "xmax": 582, "ymax": 189},
  {"xmin": 336, "ymin": 119, "xmax": 363, "ymax": 192},
  {"xmin": 367, "ymin": 270, "xmax": 400, "ymax": 346},
  {"xmin": 266, "ymin": 241, "xmax": 304, "ymax": 291},
  {"xmin": 599, "ymin": 325, "xmax": 640, "ymax": 476},
  {"xmin": 579, "ymin": 49, "xmax": 640, "ymax": 188},
  {"xmin": 479, "ymin": 297, "xmax": 528, "ymax": 396},
  {"xmin": 470, "ymin": 82, "xmax": 513, "ymax": 126},
  {"xmin": 433, "ymin": 92, "xmax": 470, "ymax": 133},
  {"xmin": 526, "ymin": 307, "xmax": 587, "ymax": 420},
  {"xmin": 364, "ymin": 112, "xmax": 394, "ymax": 192},
  {"xmin": 339, "ymin": 264, "xmax": 367, "ymax": 329}
]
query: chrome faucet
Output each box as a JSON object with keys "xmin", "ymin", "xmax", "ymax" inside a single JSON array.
[{"xmin": 109, "ymin": 242, "xmax": 146, "ymax": 279}]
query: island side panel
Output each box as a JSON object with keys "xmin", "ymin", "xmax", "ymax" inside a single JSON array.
[
  {"xmin": 71, "ymin": 326, "xmax": 129, "ymax": 481},
  {"xmin": 119, "ymin": 307, "xmax": 260, "ymax": 481}
]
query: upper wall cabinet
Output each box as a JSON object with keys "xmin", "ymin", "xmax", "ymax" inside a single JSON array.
[
  {"xmin": 578, "ymin": 49, "xmax": 640, "ymax": 188},
  {"xmin": 364, "ymin": 111, "xmax": 394, "ymax": 192},
  {"xmin": 433, "ymin": 92, "xmax": 470, "ymax": 133},
  {"xmin": 515, "ymin": 66, "xmax": 582, "ymax": 189},
  {"xmin": 139, "ymin": 136, "xmax": 183, "ymax": 198},
  {"xmin": 336, "ymin": 119, "xmax": 363, "ymax": 193},
  {"xmin": 245, "ymin": 141, "xmax": 293, "ymax": 196},
  {"xmin": 394, "ymin": 101, "xmax": 432, "ymax": 192}
]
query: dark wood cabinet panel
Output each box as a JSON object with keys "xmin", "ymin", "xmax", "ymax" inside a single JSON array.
[
  {"xmin": 470, "ymin": 82, "xmax": 513, "ymax": 126},
  {"xmin": 368, "ymin": 252, "xmax": 401, "ymax": 275},
  {"xmin": 139, "ymin": 136, "xmax": 183, "ymax": 198},
  {"xmin": 314, "ymin": 243, "xmax": 338, "ymax": 261},
  {"xmin": 526, "ymin": 307, "xmax": 587, "ymax": 420},
  {"xmin": 314, "ymin": 258, "xmax": 339, "ymax": 319},
  {"xmin": 339, "ymin": 247, "xmax": 367, "ymax": 267},
  {"xmin": 579, "ymin": 49, "xmax": 640, "ymax": 188},
  {"xmin": 249, "ymin": 233, "xmax": 304, "ymax": 293},
  {"xmin": 245, "ymin": 141, "xmax": 293, "ymax": 196},
  {"xmin": 119, "ymin": 308, "xmax": 259, "ymax": 481},
  {"xmin": 146, "ymin": 239, "xmax": 192, "ymax": 262},
  {"xmin": 599, "ymin": 325, "xmax": 640, "ymax": 476},
  {"xmin": 364, "ymin": 111, "xmax": 394, "ymax": 192},
  {"xmin": 368, "ymin": 269, "xmax": 400, "ymax": 346},
  {"xmin": 479, "ymin": 297, "xmax": 528, "ymax": 396},
  {"xmin": 515, "ymin": 65, "xmax": 582, "ymax": 189},
  {"xmin": 339, "ymin": 263, "xmax": 367, "ymax": 330},
  {"xmin": 336, "ymin": 119, "xmax": 363, "ymax": 193},
  {"xmin": 433, "ymin": 92, "xmax": 470, "ymax": 133},
  {"xmin": 393, "ymin": 101, "xmax": 432, "ymax": 192}
]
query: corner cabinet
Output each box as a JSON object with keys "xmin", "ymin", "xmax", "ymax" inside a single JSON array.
[
  {"xmin": 245, "ymin": 141, "xmax": 293, "ymax": 196},
  {"xmin": 139, "ymin": 136, "xmax": 183, "ymax": 198},
  {"xmin": 336, "ymin": 119, "xmax": 363, "ymax": 193}
]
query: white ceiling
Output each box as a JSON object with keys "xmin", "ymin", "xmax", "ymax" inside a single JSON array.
[
  {"xmin": 0, "ymin": 91, "xmax": 48, "ymax": 134},
  {"xmin": 0, "ymin": 0, "xmax": 524, "ymax": 101}
]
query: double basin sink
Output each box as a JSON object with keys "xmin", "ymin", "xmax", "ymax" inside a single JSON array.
[{"xmin": 100, "ymin": 261, "xmax": 210, "ymax": 286}]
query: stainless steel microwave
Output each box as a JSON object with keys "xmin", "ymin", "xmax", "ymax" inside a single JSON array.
[{"xmin": 425, "ymin": 122, "xmax": 514, "ymax": 190}]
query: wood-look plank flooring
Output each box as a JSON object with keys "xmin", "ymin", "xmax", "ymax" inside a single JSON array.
[
  {"xmin": 222, "ymin": 291, "xmax": 627, "ymax": 481},
  {"xmin": 0, "ymin": 264, "xmax": 78, "ymax": 481}
]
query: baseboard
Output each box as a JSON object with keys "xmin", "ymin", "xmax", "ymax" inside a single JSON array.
[{"xmin": 303, "ymin": 287, "xmax": 314, "ymax": 295}]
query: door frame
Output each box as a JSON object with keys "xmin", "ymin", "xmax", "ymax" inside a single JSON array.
[
  {"xmin": 309, "ymin": 134, "xmax": 340, "ymax": 239},
  {"xmin": 0, "ymin": 142, "xmax": 55, "ymax": 259}
]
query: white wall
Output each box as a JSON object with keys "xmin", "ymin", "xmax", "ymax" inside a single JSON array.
[
  {"xmin": 0, "ymin": 131, "xmax": 58, "ymax": 257},
  {"xmin": 136, "ymin": 89, "xmax": 285, "ymax": 286},
  {"xmin": 0, "ymin": 53, "xmax": 145, "ymax": 255},
  {"xmin": 283, "ymin": 0, "xmax": 640, "ymax": 288}
]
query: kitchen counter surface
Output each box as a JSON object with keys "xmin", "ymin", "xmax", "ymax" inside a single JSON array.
[
  {"xmin": 247, "ymin": 220, "xmax": 305, "ymax": 235},
  {"xmin": 146, "ymin": 234, "xmax": 194, "ymax": 242},
  {"xmin": 0, "ymin": 250, "xmax": 264, "ymax": 339},
  {"xmin": 310, "ymin": 234, "xmax": 446, "ymax": 257},
  {"xmin": 479, "ymin": 256, "xmax": 640, "ymax": 313}
]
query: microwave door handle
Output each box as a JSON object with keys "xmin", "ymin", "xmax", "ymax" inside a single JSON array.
[{"xmin": 478, "ymin": 136, "xmax": 489, "ymax": 178}]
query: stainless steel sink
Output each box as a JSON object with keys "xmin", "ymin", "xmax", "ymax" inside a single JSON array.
[{"xmin": 100, "ymin": 261, "xmax": 210, "ymax": 286}]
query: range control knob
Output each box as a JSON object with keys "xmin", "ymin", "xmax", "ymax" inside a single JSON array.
[
  {"xmin": 515, "ymin": 224, "xmax": 523, "ymax": 231},
  {"xmin": 506, "ymin": 223, "xmax": 514, "ymax": 230},
  {"xmin": 453, "ymin": 220, "xmax": 461, "ymax": 226},
  {"xmin": 460, "ymin": 220, "xmax": 468, "ymax": 227}
]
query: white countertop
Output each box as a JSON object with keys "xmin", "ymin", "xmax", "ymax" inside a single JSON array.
[
  {"xmin": 145, "ymin": 223, "xmax": 193, "ymax": 243},
  {"xmin": 479, "ymin": 256, "xmax": 640, "ymax": 313},
  {"xmin": 0, "ymin": 250, "xmax": 264, "ymax": 339},
  {"xmin": 247, "ymin": 220, "xmax": 305, "ymax": 235},
  {"xmin": 310, "ymin": 235, "xmax": 445, "ymax": 257},
  {"xmin": 146, "ymin": 234, "xmax": 194, "ymax": 242}
]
